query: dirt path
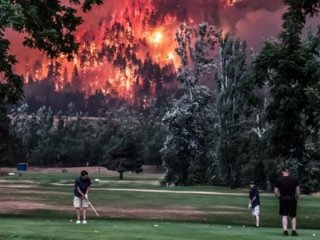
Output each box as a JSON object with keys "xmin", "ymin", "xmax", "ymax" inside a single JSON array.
[
  {"xmin": 0, "ymin": 182, "xmax": 248, "ymax": 219},
  {"xmin": 0, "ymin": 200, "xmax": 244, "ymax": 219}
]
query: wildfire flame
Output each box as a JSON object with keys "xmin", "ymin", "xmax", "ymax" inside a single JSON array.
[
  {"xmin": 151, "ymin": 31, "xmax": 164, "ymax": 45},
  {"xmin": 24, "ymin": 0, "xmax": 242, "ymax": 105},
  {"xmin": 226, "ymin": 0, "xmax": 242, "ymax": 6}
]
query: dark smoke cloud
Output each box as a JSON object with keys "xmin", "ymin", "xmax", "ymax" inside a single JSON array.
[
  {"xmin": 222, "ymin": 0, "xmax": 284, "ymax": 29},
  {"xmin": 154, "ymin": 0, "xmax": 221, "ymax": 23},
  {"xmin": 235, "ymin": 0, "xmax": 283, "ymax": 11},
  {"xmin": 153, "ymin": 0, "xmax": 284, "ymax": 28},
  {"xmin": 235, "ymin": 6, "xmax": 286, "ymax": 50},
  {"xmin": 152, "ymin": 0, "xmax": 286, "ymax": 50}
]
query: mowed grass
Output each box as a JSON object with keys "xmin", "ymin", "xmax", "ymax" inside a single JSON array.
[
  {"xmin": 0, "ymin": 218, "xmax": 319, "ymax": 240},
  {"xmin": 1, "ymin": 171, "xmax": 320, "ymax": 231}
]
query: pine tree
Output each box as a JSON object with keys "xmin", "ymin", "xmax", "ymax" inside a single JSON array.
[{"xmin": 71, "ymin": 66, "xmax": 82, "ymax": 92}]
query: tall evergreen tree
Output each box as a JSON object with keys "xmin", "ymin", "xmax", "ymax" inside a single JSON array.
[
  {"xmin": 71, "ymin": 66, "xmax": 82, "ymax": 92},
  {"xmin": 214, "ymin": 34, "xmax": 251, "ymax": 188}
]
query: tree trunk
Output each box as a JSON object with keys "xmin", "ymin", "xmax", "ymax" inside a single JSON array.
[{"xmin": 119, "ymin": 171, "xmax": 123, "ymax": 180}]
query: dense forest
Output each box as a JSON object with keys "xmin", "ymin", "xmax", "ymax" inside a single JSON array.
[{"xmin": 1, "ymin": 0, "xmax": 320, "ymax": 193}]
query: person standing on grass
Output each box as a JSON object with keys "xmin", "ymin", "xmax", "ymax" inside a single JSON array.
[
  {"xmin": 274, "ymin": 168, "xmax": 300, "ymax": 236},
  {"xmin": 248, "ymin": 181, "xmax": 260, "ymax": 227},
  {"xmin": 74, "ymin": 170, "xmax": 91, "ymax": 224}
]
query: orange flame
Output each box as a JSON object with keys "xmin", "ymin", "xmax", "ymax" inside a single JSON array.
[
  {"xmin": 25, "ymin": 0, "xmax": 240, "ymax": 103},
  {"xmin": 225, "ymin": 0, "xmax": 242, "ymax": 6}
]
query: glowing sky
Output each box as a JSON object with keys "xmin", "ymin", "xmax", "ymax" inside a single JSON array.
[{"xmin": 6, "ymin": 0, "xmax": 319, "ymax": 76}]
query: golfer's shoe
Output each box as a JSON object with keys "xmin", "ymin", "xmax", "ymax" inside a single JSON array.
[
  {"xmin": 283, "ymin": 230, "xmax": 288, "ymax": 236},
  {"xmin": 82, "ymin": 220, "xmax": 87, "ymax": 224},
  {"xmin": 76, "ymin": 220, "xmax": 81, "ymax": 224},
  {"xmin": 292, "ymin": 231, "xmax": 298, "ymax": 236}
]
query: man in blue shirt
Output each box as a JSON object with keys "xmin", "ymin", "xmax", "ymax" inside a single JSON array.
[
  {"xmin": 74, "ymin": 170, "xmax": 91, "ymax": 224},
  {"xmin": 249, "ymin": 181, "xmax": 260, "ymax": 227}
]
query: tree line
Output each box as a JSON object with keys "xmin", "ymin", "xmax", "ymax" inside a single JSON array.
[
  {"xmin": 8, "ymin": 104, "xmax": 165, "ymax": 180},
  {"xmin": 161, "ymin": 1, "xmax": 320, "ymax": 193},
  {"xmin": 1, "ymin": 0, "xmax": 320, "ymax": 193}
]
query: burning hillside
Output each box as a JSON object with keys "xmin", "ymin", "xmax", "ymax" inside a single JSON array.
[
  {"xmin": 25, "ymin": 0, "xmax": 186, "ymax": 105},
  {"xmin": 19, "ymin": 0, "xmax": 285, "ymax": 110}
]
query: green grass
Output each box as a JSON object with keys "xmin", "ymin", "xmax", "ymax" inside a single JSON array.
[
  {"xmin": 0, "ymin": 218, "xmax": 319, "ymax": 240},
  {"xmin": 1, "ymin": 171, "xmax": 320, "ymax": 234}
]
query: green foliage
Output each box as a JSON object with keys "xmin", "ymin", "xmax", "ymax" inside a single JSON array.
[
  {"xmin": 138, "ymin": 123, "xmax": 166, "ymax": 166},
  {"xmin": 2, "ymin": 0, "xmax": 320, "ymax": 194},
  {"xmin": 213, "ymin": 34, "xmax": 253, "ymax": 188},
  {"xmin": 161, "ymin": 23, "xmax": 219, "ymax": 186},
  {"xmin": 0, "ymin": 106, "xmax": 26, "ymax": 167},
  {"xmin": 0, "ymin": 35, "xmax": 23, "ymax": 104},
  {"xmin": 161, "ymin": 86, "xmax": 216, "ymax": 185},
  {"xmin": 102, "ymin": 127, "xmax": 143, "ymax": 179},
  {"xmin": 251, "ymin": 0, "xmax": 320, "ymax": 192},
  {"xmin": 9, "ymin": 105, "xmax": 165, "ymax": 172}
]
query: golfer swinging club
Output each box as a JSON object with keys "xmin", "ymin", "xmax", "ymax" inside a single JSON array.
[{"xmin": 74, "ymin": 170, "xmax": 91, "ymax": 224}]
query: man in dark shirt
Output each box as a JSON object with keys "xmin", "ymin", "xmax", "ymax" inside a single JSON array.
[
  {"xmin": 249, "ymin": 181, "xmax": 260, "ymax": 227},
  {"xmin": 274, "ymin": 168, "xmax": 300, "ymax": 236},
  {"xmin": 73, "ymin": 170, "xmax": 91, "ymax": 224}
]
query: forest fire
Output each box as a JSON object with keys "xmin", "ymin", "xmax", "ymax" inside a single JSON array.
[
  {"xmin": 22, "ymin": 0, "xmax": 246, "ymax": 106},
  {"xmin": 226, "ymin": 0, "xmax": 242, "ymax": 6},
  {"xmin": 24, "ymin": 0, "xmax": 185, "ymax": 104}
]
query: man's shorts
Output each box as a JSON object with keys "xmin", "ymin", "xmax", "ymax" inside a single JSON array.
[
  {"xmin": 73, "ymin": 196, "xmax": 89, "ymax": 208},
  {"xmin": 279, "ymin": 199, "xmax": 297, "ymax": 217},
  {"xmin": 251, "ymin": 205, "xmax": 260, "ymax": 216}
]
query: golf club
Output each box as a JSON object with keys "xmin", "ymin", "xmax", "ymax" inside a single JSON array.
[{"xmin": 88, "ymin": 201, "xmax": 100, "ymax": 217}]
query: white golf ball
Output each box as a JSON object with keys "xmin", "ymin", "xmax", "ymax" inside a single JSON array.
[
  {"xmin": 228, "ymin": 226, "xmax": 231, "ymax": 228},
  {"xmin": 154, "ymin": 224, "xmax": 159, "ymax": 227},
  {"xmin": 313, "ymin": 234, "xmax": 316, "ymax": 237},
  {"xmin": 94, "ymin": 230, "xmax": 98, "ymax": 233}
]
